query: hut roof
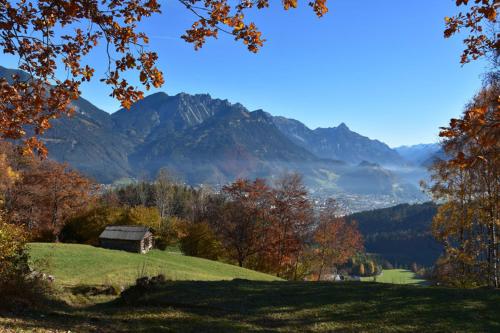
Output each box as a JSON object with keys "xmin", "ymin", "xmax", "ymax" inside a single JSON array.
[{"xmin": 99, "ymin": 225, "xmax": 151, "ymax": 241}]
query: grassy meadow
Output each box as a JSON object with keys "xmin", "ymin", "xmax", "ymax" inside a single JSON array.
[
  {"xmin": 1, "ymin": 243, "xmax": 498, "ymax": 332},
  {"xmin": 2, "ymin": 280, "xmax": 499, "ymax": 332},
  {"xmin": 361, "ymin": 269, "xmax": 426, "ymax": 285},
  {"xmin": 28, "ymin": 243, "xmax": 280, "ymax": 287}
]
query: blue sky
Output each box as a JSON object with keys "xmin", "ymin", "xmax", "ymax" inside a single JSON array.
[{"xmin": 0, "ymin": 0, "xmax": 487, "ymax": 147}]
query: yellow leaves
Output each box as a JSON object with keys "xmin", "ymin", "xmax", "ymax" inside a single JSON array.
[
  {"xmin": 283, "ymin": 0, "xmax": 298, "ymax": 10},
  {"xmin": 310, "ymin": 0, "xmax": 328, "ymax": 17}
]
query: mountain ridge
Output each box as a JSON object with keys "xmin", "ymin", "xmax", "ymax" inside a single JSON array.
[{"xmin": 1, "ymin": 66, "xmax": 427, "ymax": 203}]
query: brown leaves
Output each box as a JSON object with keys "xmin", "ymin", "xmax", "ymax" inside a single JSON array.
[
  {"xmin": 180, "ymin": 0, "xmax": 329, "ymax": 53},
  {"xmin": 445, "ymin": 0, "xmax": 498, "ymax": 64},
  {"xmin": 0, "ymin": 0, "xmax": 163, "ymax": 155}
]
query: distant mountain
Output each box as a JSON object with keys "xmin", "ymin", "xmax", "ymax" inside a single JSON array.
[
  {"xmin": 395, "ymin": 143, "xmax": 441, "ymax": 166},
  {"xmin": 346, "ymin": 202, "xmax": 441, "ymax": 266},
  {"xmin": 0, "ymin": 66, "xmax": 31, "ymax": 82},
  {"xmin": 272, "ymin": 116, "xmax": 407, "ymax": 166},
  {"xmin": 43, "ymin": 97, "xmax": 133, "ymax": 183},
  {"xmin": 1, "ymin": 66, "xmax": 423, "ymax": 200},
  {"xmin": 121, "ymin": 95, "xmax": 323, "ymax": 184}
]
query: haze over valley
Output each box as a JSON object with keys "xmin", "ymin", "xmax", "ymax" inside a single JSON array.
[{"xmin": 4, "ymin": 62, "xmax": 442, "ymax": 213}]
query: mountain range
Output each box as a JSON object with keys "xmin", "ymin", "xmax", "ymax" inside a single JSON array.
[{"xmin": 1, "ymin": 66, "xmax": 439, "ymax": 202}]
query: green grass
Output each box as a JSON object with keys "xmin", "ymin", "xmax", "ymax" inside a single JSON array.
[
  {"xmin": 361, "ymin": 269, "xmax": 426, "ymax": 285},
  {"xmin": 3, "ymin": 244, "xmax": 499, "ymax": 332},
  {"xmin": 28, "ymin": 242, "xmax": 280, "ymax": 287},
  {"xmin": 2, "ymin": 281, "xmax": 499, "ymax": 332}
]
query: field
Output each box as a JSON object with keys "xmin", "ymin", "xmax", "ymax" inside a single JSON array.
[
  {"xmin": 2, "ymin": 280, "xmax": 500, "ymax": 332},
  {"xmin": 28, "ymin": 243, "xmax": 280, "ymax": 286},
  {"xmin": 1, "ymin": 243, "xmax": 499, "ymax": 332},
  {"xmin": 361, "ymin": 269, "xmax": 426, "ymax": 285}
]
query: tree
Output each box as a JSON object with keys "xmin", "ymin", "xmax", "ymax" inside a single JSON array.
[
  {"xmin": 125, "ymin": 205, "xmax": 161, "ymax": 231},
  {"xmin": 269, "ymin": 173, "xmax": 314, "ymax": 279},
  {"xmin": 154, "ymin": 168, "xmax": 175, "ymax": 221},
  {"xmin": 61, "ymin": 205, "xmax": 128, "ymax": 244},
  {"xmin": 367, "ymin": 261, "xmax": 376, "ymax": 276},
  {"xmin": 180, "ymin": 222, "xmax": 223, "ymax": 260},
  {"xmin": 429, "ymin": 78, "xmax": 499, "ymax": 288},
  {"xmin": 4, "ymin": 158, "xmax": 94, "ymax": 240},
  {"xmin": 217, "ymin": 178, "xmax": 272, "ymax": 267},
  {"xmin": 312, "ymin": 199, "xmax": 363, "ymax": 281},
  {"xmin": 0, "ymin": 0, "xmax": 328, "ymax": 155},
  {"xmin": 358, "ymin": 263, "xmax": 365, "ymax": 276}
]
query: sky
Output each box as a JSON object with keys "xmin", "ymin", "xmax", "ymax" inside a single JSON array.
[{"xmin": 0, "ymin": 0, "xmax": 488, "ymax": 147}]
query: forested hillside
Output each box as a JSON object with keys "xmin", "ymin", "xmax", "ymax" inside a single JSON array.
[{"xmin": 346, "ymin": 202, "xmax": 441, "ymax": 266}]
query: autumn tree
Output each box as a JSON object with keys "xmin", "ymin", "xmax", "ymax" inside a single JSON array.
[
  {"xmin": 216, "ymin": 178, "xmax": 272, "ymax": 267},
  {"xmin": 358, "ymin": 263, "xmax": 365, "ymax": 277},
  {"xmin": 268, "ymin": 173, "xmax": 314, "ymax": 279},
  {"xmin": 312, "ymin": 199, "xmax": 363, "ymax": 281},
  {"xmin": 125, "ymin": 205, "xmax": 161, "ymax": 231},
  {"xmin": 429, "ymin": 78, "xmax": 499, "ymax": 288},
  {"xmin": 180, "ymin": 222, "xmax": 223, "ymax": 260},
  {"xmin": 4, "ymin": 158, "xmax": 94, "ymax": 240}
]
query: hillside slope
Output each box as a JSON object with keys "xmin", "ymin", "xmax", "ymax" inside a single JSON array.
[
  {"xmin": 29, "ymin": 243, "xmax": 280, "ymax": 286},
  {"xmin": 272, "ymin": 116, "xmax": 406, "ymax": 166},
  {"xmin": 346, "ymin": 202, "xmax": 441, "ymax": 266}
]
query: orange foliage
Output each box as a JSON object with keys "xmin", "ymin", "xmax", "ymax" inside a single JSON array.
[
  {"xmin": 444, "ymin": 0, "xmax": 499, "ymax": 63},
  {"xmin": 0, "ymin": 143, "xmax": 95, "ymax": 240},
  {"xmin": 430, "ymin": 79, "xmax": 499, "ymax": 287},
  {"xmin": 313, "ymin": 199, "xmax": 363, "ymax": 280}
]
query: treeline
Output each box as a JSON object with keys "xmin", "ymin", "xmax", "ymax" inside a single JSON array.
[
  {"xmin": 90, "ymin": 174, "xmax": 364, "ymax": 280},
  {"xmin": 0, "ymin": 145, "xmax": 364, "ymax": 280},
  {"xmin": 346, "ymin": 202, "xmax": 442, "ymax": 266}
]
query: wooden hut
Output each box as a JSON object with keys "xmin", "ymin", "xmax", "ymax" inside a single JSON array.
[{"xmin": 99, "ymin": 225, "xmax": 153, "ymax": 253}]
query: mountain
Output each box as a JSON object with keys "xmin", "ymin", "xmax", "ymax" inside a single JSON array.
[
  {"xmin": 346, "ymin": 202, "xmax": 441, "ymax": 266},
  {"xmin": 0, "ymin": 66, "xmax": 31, "ymax": 83},
  {"xmin": 272, "ymin": 116, "xmax": 407, "ymax": 166},
  {"xmin": 395, "ymin": 143, "xmax": 441, "ymax": 166},
  {"xmin": 1, "ymin": 66, "xmax": 424, "ymax": 201},
  {"xmin": 43, "ymin": 97, "xmax": 133, "ymax": 183},
  {"xmin": 120, "ymin": 96, "xmax": 323, "ymax": 184}
]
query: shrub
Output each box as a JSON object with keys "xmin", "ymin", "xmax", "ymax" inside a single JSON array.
[
  {"xmin": 0, "ymin": 217, "xmax": 29, "ymax": 282},
  {"xmin": 125, "ymin": 205, "xmax": 161, "ymax": 230},
  {"xmin": 0, "ymin": 217, "xmax": 49, "ymax": 310},
  {"xmin": 155, "ymin": 216, "xmax": 189, "ymax": 250},
  {"xmin": 61, "ymin": 205, "xmax": 128, "ymax": 244},
  {"xmin": 382, "ymin": 260, "xmax": 394, "ymax": 270},
  {"xmin": 180, "ymin": 222, "xmax": 222, "ymax": 260},
  {"xmin": 358, "ymin": 263, "xmax": 365, "ymax": 276}
]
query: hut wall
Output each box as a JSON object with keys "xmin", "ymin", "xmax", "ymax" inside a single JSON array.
[{"xmin": 100, "ymin": 239, "xmax": 142, "ymax": 253}]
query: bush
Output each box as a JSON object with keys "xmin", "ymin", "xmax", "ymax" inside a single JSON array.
[
  {"xmin": 180, "ymin": 222, "xmax": 222, "ymax": 260},
  {"xmin": 62, "ymin": 205, "xmax": 162, "ymax": 244},
  {"xmin": 382, "ymin": 260, "xmax": 394, "ymax": 270},
  {"xmin": 0, "ymin": 218, "xmax": 29, "ymax": 283},
  {"xmin": 0, "ymin": 218, "xmax": 50, "ymax": 310},
  {"xmin": 61, "ymin": 205, "xmax": 128, "ymax": 244},
  {"xmin": 124, "ymin": 205, "xmax": 161, "ymax": 230},
  {"xmin": 155, "ymin": 216, "xmax": 189, "ymax": 250}
]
